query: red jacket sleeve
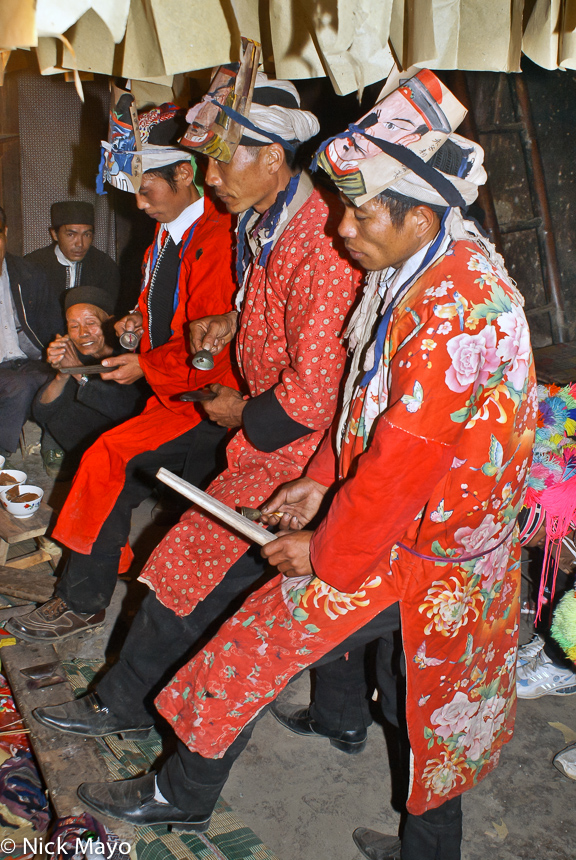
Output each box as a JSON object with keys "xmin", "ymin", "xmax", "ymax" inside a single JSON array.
[
  {"xmin": 310, "ymin": 418, "xmax": 455, "ymax": 593},
  {"xmin": 305, "ymin": 429, "xmax": 339, "ymax": 488}
]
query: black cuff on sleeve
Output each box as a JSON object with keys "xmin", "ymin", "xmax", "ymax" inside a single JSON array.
[{"xmin": 242, "ymin": 386, "xmax": 312, "ymax": 453}]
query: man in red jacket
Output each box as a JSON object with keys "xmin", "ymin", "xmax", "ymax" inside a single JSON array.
[{"xmin": 8, "ymin": 99, "xmax": 239, "ymax": 643}]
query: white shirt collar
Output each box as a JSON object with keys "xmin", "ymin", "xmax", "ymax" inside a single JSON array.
[
  {"xmin": 164, "ymin": 197, "xmax": 205, "ymax": 245},
  {"xmin": 54, "ymin": 244, "xmax": 77, "ymax": 268},
  {"xmin": 378, "ymin": 239, "xmax": 436, "ymax": 297}
]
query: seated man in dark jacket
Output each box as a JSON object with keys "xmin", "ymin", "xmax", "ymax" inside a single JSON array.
[
  {"xmin": 33, "ymin": 286, "xmax": 149, "ymax": 478},
  {"xmin": 0, "ymin": 205, "xmax": 62, "ymax": 457},
  {"xmin": 25, "ymin": 201, "xmax": 120, "ymax": 318}
]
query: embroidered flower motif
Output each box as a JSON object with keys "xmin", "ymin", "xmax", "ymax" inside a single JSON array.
[
  {"xmin": 300, "ymin": 575, "xmax": 382, "ymax": 622},
  {"xmin": 422, "ymin": 751, "xmax": 467, "ymax": 796},
  {"xmin": 437, "ymin": 321, "xmax": 452, "ymax": 335},
  {"xmin": 435, "ymin": 280, "xmax": 453, "ymax": 297},
  {"xmin": 502, "ymin": 646, "xmax": 517, "ymax": 674},
  {"xmin": 473, "ymin": 539, "xmax": 511, "ymax": 593},
  {"xmin": 467, "ymin": 253, "xmax": 500, "ymax": 288},
  {"xmin": 496, "ymin": 306, "xmax": 531, "ymax": 392},
  {"xmin": 454, "ymin": 513, "xmax": 501, "ymax": 556},
  {"xmin": 445, "ymin": 327, "xmax": 500, "ymax": 394},
  {"xmin": 420, "ymin": 576, "xmax": 482, "ymax": 637},
  {"xmin": 463, "ymin": 694, "xmax": 507, "ymax": 760},
  {"xmin": 421, "ymin": 339, "xmax": 437, "ymax": 351},
  {"xmin": 430, "ymin": 691, "xmax": 480, "ymax": 740}
]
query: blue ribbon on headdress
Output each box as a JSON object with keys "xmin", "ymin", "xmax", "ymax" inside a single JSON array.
[
  {"xmin": 360, "ymin": 210, "xmax": 450, "ymax": 389},
  {"xmin": 210, "ymin": 101, "xmax": 297, "ymax": 153},
  {"xmin": 312, "ymin": 125, "xmax": 466, "ymax": 209},
  {"xmin": 235, "ymin": 173, "xmax": 300, "ymax": 287},
  {"xmin": 96, "ymin": 148, "xmax": 107, "ymax": 196}
]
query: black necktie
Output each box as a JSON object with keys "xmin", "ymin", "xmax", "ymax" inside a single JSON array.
[{"xmin": 147, "ymin": 235, "xmax": 181, "ymax": 349}]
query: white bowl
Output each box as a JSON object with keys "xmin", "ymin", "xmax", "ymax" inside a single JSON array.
[
  {"xmin": 0, "ymin": 469, "xmax": 27, "ymax": 496},
  {"xmin": 0, "ymin": 456, "xmax": 5, "ymax": 470},
  {"xmin": 0, "ymin": 484, "xmax": 43, "ymax": 518}
]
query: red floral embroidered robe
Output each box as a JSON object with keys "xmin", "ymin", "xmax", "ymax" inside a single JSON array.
[{"xmin": 153, "ymin": 239, "xmax": 536, "ymax": 816}]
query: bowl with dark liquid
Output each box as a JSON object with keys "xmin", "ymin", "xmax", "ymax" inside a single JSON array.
[
  {"xmin": 0, "ymin": 469, "xmax": 27, "ymax": 496},
  {"xmin": 1, "ymin": 484, "xmax": 43, "ymax": 518}
]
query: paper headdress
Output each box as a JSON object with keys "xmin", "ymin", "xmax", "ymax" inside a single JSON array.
[
  {"xmin": 314, "ymin": 68, "xmax": 477, "ymax": 208},
  {"xmin": 181, "ymin": 38, "xmax": 319, "ymax": 164},
  {"xmin": 97, "ymin": 86, "xmax": 194, "ymax": 195}
]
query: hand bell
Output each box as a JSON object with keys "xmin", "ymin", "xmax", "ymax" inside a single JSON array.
[{"xmin": 192, "ymin": 349, "xmax": 215, "ymax": 370}]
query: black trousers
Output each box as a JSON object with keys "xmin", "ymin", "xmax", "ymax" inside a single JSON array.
[
  {"xmin": 56, "ymin": 420, "xmax": 227, "ymax": 614},
  {"xmin": 0, "ymin": 359, "xmax": 53, "ymax": 453},
  {"xmin": 98, "ymin": 546, "xmax": 270, "ymax": 721},
  {"xmin": 306, "ymin": 623, "xmax": 462, "ymax": 860},
  {"xmin": 98, "ymin": 579, "xmax": 462, "ymax": 858}
]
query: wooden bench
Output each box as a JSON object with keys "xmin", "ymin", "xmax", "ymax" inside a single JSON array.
[{"xmin": 0, "ymin": 502, "xmax": 56, "ymax": 569}]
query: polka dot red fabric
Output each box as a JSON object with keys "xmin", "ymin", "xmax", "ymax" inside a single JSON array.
[{"xmin": 140, "ymin": 187, "xmax": 360, "ymax": 615}]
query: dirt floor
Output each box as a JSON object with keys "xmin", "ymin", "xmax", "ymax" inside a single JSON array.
[{"xmin": 4, "ymin": 422, "xmax": 576, "ymax": 860}]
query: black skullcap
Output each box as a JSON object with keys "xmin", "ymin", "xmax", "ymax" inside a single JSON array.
[
  {"xmin": 429, "ymin": 139, "xmax": 472, "ymax": 178},
  {"xmin": 251, "ymin": 86, "xmax": 299, "ymax": 110},
  {"xmin": 51, "ymin": 201, "xmax": 95, "ymax": 229},
  {"xmin": 147, "ymin": 111, "xmax": 188, "ymax": 146},
  {"xmin": 64, "ymin": 285, "xmax": 114, "ymax": 316}
]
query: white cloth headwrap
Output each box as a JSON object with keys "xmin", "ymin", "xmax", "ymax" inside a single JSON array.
[
  {"xmin": 386, "ymin": 134, "xmax": 486, "ymax": 208},
  {"xmin": 244, "ymin": 73, "xmax": 320, "ymax": 145}
]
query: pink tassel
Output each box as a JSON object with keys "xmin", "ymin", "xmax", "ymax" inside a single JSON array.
[{"xmin": 535, "ymin": 478, "xmax": 576, "ymax": 621}]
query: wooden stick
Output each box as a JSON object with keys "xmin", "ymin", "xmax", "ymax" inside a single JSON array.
[
  {"xmin": 156, "ymin": 468, "xmax": 277, "ymax": 546},
  {"xmin": 59, "ymin": 364, "xmax": 119, "ymax": 375}
]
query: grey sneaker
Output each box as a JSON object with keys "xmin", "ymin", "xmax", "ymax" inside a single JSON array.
[
  {"xmin": 516, "ymin": 650, "xmax": 576, "ymax": 699},
  {"xmin": 517, "ymin": 633, "xmax": 545, "ymax": 667},
  {"xmin": 5, "ymin": 597, "xmax": 105, "ymax": 643},
  {"xmin": 553, "ymin": 743, "xmax": 576, "ymax": 780}
]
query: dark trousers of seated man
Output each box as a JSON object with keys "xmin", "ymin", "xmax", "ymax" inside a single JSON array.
[
  {"xmin": 56, "ymin": 420, "xmax": 227, "ymax": 614},
  {"xmin": 96, "ymin": 595, "xmax": 462, "ymax": 860},
  {"xmin": 0, "ymin": 359, "xmax": 53, "ymax": 453}
]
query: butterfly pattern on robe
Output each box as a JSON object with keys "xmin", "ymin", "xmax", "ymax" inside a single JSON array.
[
  {"xmin": 401, "ymin": 380, "xmax": 424, "ymax": 412},
  {"xmin": 472, "ymin": 435, "xmax": 519, "ymax": 482},
  {"xmin": 430, "ymin": 500, "xmax": 454, "ymax": 523},
  {"xmin": 433, "ymin": 292, "xmax": 469, "ymax": 331},
  {"xmin": 414, "ymin": 641, "xmax": 446, "ymax": 669}
]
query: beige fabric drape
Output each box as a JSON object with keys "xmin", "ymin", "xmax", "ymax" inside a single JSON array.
[{"xmin": 2, "ymin": 0, "xmax": 575, "ymax": 98}]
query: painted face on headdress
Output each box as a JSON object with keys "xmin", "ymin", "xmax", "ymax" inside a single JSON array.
[
  {"xmin": 182, "ymin": 68, "xmax": 238, "ymax": 155},
  {"xmin": 180, "ymin": 39, "xmax": 260, "ymax": 164},
  {"xmin": 97, "ymin": 88, "xmax": 194, "ymax": 196},
  {"xmin": 327, "ymin": 89, "xmax": 432, "ymax": 175},
  {"xmin": 316, "ymin": 69, "xmax": 465, "ymax": 205}
]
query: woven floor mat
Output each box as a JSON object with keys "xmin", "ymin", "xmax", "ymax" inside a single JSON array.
[{"xmin": 62, "ymin": 659, "xmax": 281, "ymax": 860}]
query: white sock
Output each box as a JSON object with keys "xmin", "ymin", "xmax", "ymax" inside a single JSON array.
[{"xmin": 154, "ymin": 776, "xmax": 170, "ymax": 804}]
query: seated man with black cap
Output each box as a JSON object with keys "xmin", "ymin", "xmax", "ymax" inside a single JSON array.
[
  {"xmin": 26, "ymin": 201, "xmax": 120, "ymax": 316},
  {"xmin": 0, "ymin": 205, "xmax": 61, "ymax": 459},
  {"xmin": 33, "ymin": 285, "xmax": 149, "ymax": 478}
]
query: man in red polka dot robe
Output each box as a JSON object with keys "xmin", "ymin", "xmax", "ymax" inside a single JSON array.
[{"xmin": 34, "ymin": 74, "xmax": 361, "ymax": 827}]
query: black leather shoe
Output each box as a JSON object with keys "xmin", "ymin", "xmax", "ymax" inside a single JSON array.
[
  {"xmin": 271, "ymin": 703, "xmax": 367, "ymax": 754},
  {"xmin": 34, "ymin": 692, "xmax": 153, "ymax": 739},
  {"xmin": 77, "ymin": 772, "xmax": 211, "ymax": 832},
  {"xmin": 353, "ymin": 828, "xmax": 402, "ymax": 860}
]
